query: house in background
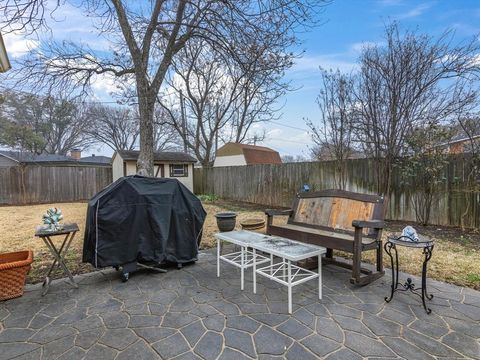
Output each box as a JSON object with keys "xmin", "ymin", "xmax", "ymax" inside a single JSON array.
[
  {"xmin": 0, "ymin": 149, "xmax": 110, "ymax": 167},
  {"xmin": 0, "ymin": 32, "xmax": 11, "ymax": 73},
  {"xmin": 111, "ymin": 150, "xmax": 197, "ymax": 191},
  {"xmin": 444, "ymin": 134, "xmax": 480, "ymax": 154},
  {"xmin": 213, "ymin": 142, "xmax": 282, "ymax": 167}
]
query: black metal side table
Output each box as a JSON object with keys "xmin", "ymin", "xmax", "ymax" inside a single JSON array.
[
  {"xmin": 384, "ymin": 234, "xmax": 435, "ymax": 314},
  {"xmin": 35, "ymin": 223, "xmax": 80, "ymax": 296}
]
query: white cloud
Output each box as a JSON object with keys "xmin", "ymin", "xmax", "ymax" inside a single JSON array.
[
  {"xmin": 292, "ymin": 55, "xmax": 357, "ymax": 73},
  {"xmin": 250, "ymin": 125, "xmax": 313, "ymax": 157},
  {"xmin": 377, "ymin": 0, "xmax": 403, "ymax": 6},
  {"xmin": 397, "ymin": 2, "xmax": 432, "ymax": 19},
  {"xmin": 350, "ymin": 41, "xmax": 382, "ymax": 53},
  {"xmin": 3, "ymin": 32, "xmax": 39, "ymax": 58},
  {"xmin": 91, "ymin": 72, "xmax": 120, "ymax": 94}
]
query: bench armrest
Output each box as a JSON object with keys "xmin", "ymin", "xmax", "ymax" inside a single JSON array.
[
  {"xmin": 352, "ymin": 220, "xmax": 385, "ymax": 229},
  {"xmin": 265, "ymin": 209, "xmax": 293, "ymax": 217}
]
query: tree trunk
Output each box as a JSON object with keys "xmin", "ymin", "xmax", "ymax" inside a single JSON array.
[{"xmin": 137, "ymin": 87, "xmax": 155, "ymax": 176}]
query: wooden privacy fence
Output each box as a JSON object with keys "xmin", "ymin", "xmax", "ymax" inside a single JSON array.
[
  {"xmin": 0, "ymin": 165, "xmax": 112, "ymax": 205},
  {"xmin": 194, "ymin": 157, "xmax": 479, "ymax": 228}
]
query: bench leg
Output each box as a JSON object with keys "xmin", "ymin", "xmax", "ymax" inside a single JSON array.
[
  {"xmin": 326, "ymin": 248, "xmax": 333, "ymax": 260},
  {"xmin": 376, "ymin": 241, "xmax": 383, "ymax": 273},
  {"xmin": 352, "ymin": 229, "xmax": 362, "ymax": 284}
]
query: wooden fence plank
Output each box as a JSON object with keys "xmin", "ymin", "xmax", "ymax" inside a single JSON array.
[
  {"xmin": 194, "ymin": 157, "xmax": 479, "ymax": 228},
  {"xmin": 0, "ymin": 165, "xmax": 112, "ymax": 205}
]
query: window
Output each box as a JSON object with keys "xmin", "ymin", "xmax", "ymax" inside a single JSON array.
[{"xmin": 170, "ymin": 164, "xmax": 188, "ymax": 177}]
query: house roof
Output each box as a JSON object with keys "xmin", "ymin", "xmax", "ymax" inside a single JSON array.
[
  {"xmin": 79, "ymin": 155, "xmax": 111, "ymax": 164},
  {"xmin": 0, "ymin": 150, "xmax": 71, "ymax": 163},
  {"xmin": 216, "ymin": 142, "xmax": 282, "ymax": 165},
  {"xmin": 0, "ymin": 33, "xmax": 11, "ymax": 73},
  {"xmin": 448, "ymin": 134, "xmax": 480, "ymax": 144},
  {"xmin": 116, "ymin": 150, "xmax": 197, "ymax": 163},
  {"xmin": 0, "ymin": 150, "xmax": 110, "ymax": 166}
]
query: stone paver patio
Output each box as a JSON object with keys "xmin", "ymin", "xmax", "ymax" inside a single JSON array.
[{"xmin": 1, "ymin": 247, "xmax": 479, "ymax": 359}]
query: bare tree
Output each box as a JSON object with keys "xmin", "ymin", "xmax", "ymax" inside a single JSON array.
[
  {"xmin": 307, "ymin": 68, "xmax": 355, "ymax": 189},
  {"xmin": 1, "ymin": 0, "xmax": 327, "ymax": 174},
  {"xmin": 281, "ymin": 154, "xmax": 308, "ymax": 163},
  {"xmin": 222, "ymin": 40, "xmax": 290, "ymax": 144},
  {"xmin": 0, "ymin": 90, "xmax": 94, "ymax": 154},
  {"xmin": 153, "ymin": 106, "xmax": 182, "ymax": 151},
  {"xmin": 159, "ymin": 42, "xmax": 241, "ymax": 165},
  {"xmin": 86, "ymin": 104, "xmax": 139, "ymax": 151},
  {"xmin": 355, "ymin": 22, "xmax": 480, "ymax": 197},
  {"xmin": 160, "ymin": 36, "xmax": 292, "ymax": 166}
]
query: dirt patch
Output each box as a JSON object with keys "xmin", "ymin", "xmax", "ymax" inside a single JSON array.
[{"xmin": 0, "ymin": 200, "xmax": 478, "ymax": 289}]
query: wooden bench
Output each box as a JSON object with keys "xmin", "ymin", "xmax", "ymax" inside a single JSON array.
[{"xmin": 265, "ymin": 189, "xmax": 385, "ymax": 285}]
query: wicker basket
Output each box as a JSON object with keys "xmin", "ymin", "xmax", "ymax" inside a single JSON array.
[{"xmin": 0, "ymin": 250, "xmax": 33, "ymax": 301}]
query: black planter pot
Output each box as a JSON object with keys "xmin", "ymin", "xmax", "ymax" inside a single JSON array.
[{"xmin": 215, "ymin": 212, "xmax": 237, "ymax": 232}]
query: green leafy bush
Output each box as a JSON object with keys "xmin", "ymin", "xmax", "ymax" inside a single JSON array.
[{"xmin": 197, "ymin": 194, "xmax": 219, "ymax": 202}]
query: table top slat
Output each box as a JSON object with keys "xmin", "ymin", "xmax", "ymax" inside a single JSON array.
[{"xmin": 35, "ymin": 223, "xmax": 79, "ymax": 237}]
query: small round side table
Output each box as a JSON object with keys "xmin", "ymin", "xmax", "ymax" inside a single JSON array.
[{"xmin": 384, "ymin": 234, "xmax": 435, "ymax": 314}]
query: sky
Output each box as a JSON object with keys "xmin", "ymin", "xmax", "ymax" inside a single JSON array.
[{"xmin": 3, "ymin": 0, "xmax": 480, "ymax": 158}]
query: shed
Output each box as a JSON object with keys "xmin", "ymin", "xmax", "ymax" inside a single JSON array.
[
  {"xmin": 213, "ymin": 142, "xmax": 282, "ymax": 167},
  {"xmin": 111, "ymin": 150, "xmax": 197, "ymax": 192}
]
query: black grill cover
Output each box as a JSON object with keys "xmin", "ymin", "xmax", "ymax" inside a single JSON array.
[{"xmin": 83, "ymin": 175, "xmax": 206, "ymax": 268}]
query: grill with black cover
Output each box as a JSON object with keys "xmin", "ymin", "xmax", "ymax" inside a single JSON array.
[{"xmin": 83, "ymin": 176, "xmax": 206, "ymax": 280}]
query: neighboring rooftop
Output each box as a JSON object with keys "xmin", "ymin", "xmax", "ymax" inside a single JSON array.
[
  {"xmin": 115, "ymin": 150, "xmax": 197, "ymax": 163},
  {"xmin": 216, "ymin": 142, "xmax": 282, "ymax": 165},
  {"xmin": 0, "ymin": 150, "xmax": 111, "ymax": 166},
  {"xmin": 79, "ymin": 155, "xmax": 112, "ymax": 164}
]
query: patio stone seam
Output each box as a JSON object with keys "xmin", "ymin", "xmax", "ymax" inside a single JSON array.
[
  {"xmin": 331, "ymin": 345, "xmax": 364, "ymax": 359},
  {"xmin": 405, "ymin": 327, "xmax": 465, "ymax": 358},
  {"xmin": 13, "ymin": 346, "xmax": 43, "ymax": 359}
]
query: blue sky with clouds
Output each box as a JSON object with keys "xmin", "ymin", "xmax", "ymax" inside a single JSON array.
[
  {"xmin": 3, "ymin": 0, "xmax": 480, "ymax": 157},
  {"xmin": 268, "ymin": 0, "xmax": 480, "ymax": 157}
]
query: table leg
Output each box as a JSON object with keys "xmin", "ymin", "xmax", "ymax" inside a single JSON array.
[
  {"xmin": 318, "ymin": 254, "xmax": 322, "ymax": 300},
  {"xmin": 241, "ymin": 246, "xmax": 245, "ymax": 291},
  {"xmin": 42, "ymin": 235, "xmax": 78, "ymax": 292},
  {"xmin": 384, "ymin": 241, "xmax": 396, "ymax": 303},
  {"xmin": 253, "ymin": 248, "xmax": 257, "ymax": 294},
  {"xmin": 421, "ymin": 245, "xmax": 434, "ymax": 314},
  {"xmin": 287, "ymin": 258, "xmax": 292, "ymax": 314},
  {"xmin": 217, "ymin": 238, "xmax": 221, "ymax": 277},
  {"xmin": 44, "ymin": 232, "xmax": 74, "ymax": 279},
  {"xmin": 270, "ymin": 253, "xmax": 273, "ymax": 275}
]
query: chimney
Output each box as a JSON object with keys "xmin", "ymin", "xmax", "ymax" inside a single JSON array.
[{"xmin": 71, "ymin": 149, "xmax": 81, "ymax": 160}]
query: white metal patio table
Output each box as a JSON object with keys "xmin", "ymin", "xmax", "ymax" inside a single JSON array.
[
  {"xmin": 215, "ymin": 230, "xmax": 271, "ymax": 290},
  {"xmin": 215, "ymin": 231, "xmax": 326, "ymax": 313}
]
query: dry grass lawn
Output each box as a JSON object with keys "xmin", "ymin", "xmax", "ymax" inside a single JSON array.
[{"xmin": 0, "ymin": 200, "xmax": 479, "ymax": 289}]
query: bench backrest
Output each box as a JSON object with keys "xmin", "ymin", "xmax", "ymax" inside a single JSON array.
[{"xmin": 288, "ymin": 189, "xmax": 384, "ymax": 234}]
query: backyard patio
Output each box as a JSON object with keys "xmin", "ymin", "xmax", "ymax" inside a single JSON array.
[{"xmin": 1, "ymin": 246, "xmax": 479, "ymax": 360}]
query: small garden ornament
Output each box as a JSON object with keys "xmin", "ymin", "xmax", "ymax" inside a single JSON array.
[
  {"xmin": 400, "ymin": 225, "xmax": 419, "ymax": 242},
  {"xmin": 42, "ymin": 208, "xmax": 64, "ymax": 231}
]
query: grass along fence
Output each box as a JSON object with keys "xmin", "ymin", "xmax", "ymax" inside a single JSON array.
[
  {"xmin": 0, "ymin": 165, "xmax": 112, "ymax": 205},
  {"xmin": 194, "ymin": 156, "xmax": 479, "ymax": 228}
]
